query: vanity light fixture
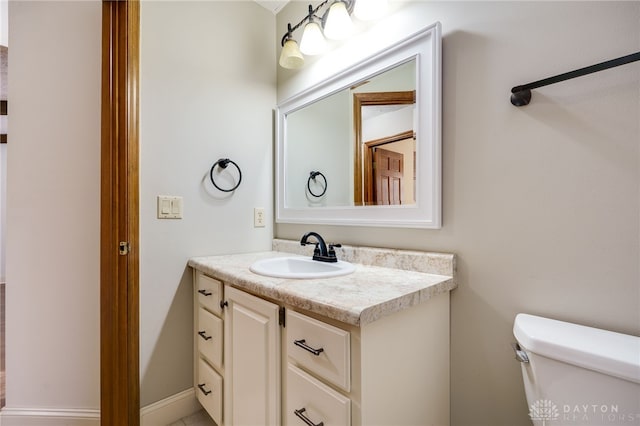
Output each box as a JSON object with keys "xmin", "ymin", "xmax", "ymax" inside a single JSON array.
[
  {"xmin": 299, "ymin": 5, "xmax": 327, "ymax": 55},
  {"xmin": 278, "ymin": 0, "xmax": 386, "ymax": 69},
  {"xmin": 323, "ymin": 1, "xmax": 354, "ymax": 40},
  {"xmin": 279, "ymin": 23, "xmax": 305, "ymax": 69}
]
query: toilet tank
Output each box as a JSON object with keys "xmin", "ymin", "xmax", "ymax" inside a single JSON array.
[{"xmin": 513, "ymin": 314, "xmax": 640, "ymax": 426}]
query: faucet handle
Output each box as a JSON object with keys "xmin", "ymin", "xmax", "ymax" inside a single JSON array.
[{"xmin": 328, "ymin": 243, "xmax": 342, "ymax": 258}]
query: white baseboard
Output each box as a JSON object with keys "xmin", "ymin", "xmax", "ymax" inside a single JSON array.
[
  {"xmin": 0, "ymin": 408, "xmax": 100, "ymax": 426},
  {"xmin": 141, "ymin": 388, "xmax": 200, "ymax": 426},
  {"xmin": 0, "ymin": 389, "xmax": 200, "ymax": 426}
]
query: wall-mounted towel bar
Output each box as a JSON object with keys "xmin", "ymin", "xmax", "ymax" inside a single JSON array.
[{"xmin": 511, "ymin": 51, "xmax": 640, "ymax": 106}]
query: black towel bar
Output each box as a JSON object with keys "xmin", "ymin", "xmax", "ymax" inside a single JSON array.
[{"xmin": 511, "ymin": 51, "xmax": 640, "ymax": 106}]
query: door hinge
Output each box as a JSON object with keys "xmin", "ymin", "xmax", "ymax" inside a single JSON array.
[
  {"xmin": 119, "ymin": 241, "xmax": 130, "ymax": 255},
  {"xmin": 279, "ymin": 307, "xmax": 286, "ymax": 327}
]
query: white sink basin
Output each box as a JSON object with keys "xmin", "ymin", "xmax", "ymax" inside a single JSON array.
[{"xmin": 250, "ymin": 256, "xmax": 356, "ymax": 279}]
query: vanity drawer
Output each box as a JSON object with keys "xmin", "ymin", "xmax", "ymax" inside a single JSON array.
[
  {"xmin": 287, "ymin": 310, "xmax": 350, "ymax": 391},
  {"xmin": 196, "ymin": 357, "xmax": 223, "ymax": 425},
  {"xmin": 197, "ymin": 307, "xmax": 223, "ymax": 370},
  {"xmin": 286, "ymin": 363, "xmax": 350, "ymax": 426},
  {"xmin": 195, "ymin": 273, "xmax": 223, "ymax": 316}
]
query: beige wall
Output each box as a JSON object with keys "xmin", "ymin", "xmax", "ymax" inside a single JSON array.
[
  {"xmin": 276, "ymin": 2, "xmax": 640, "ymax": 425},
  {"xmin": 139, "ymin": 1, "xmax": 276, "ymax": 406},
  {"xmin": 5, "ymin": 1, "xmax": 638, "ymax": 422},
  {"xmin": 6, "ymin": 0, "xmax": 101, "ymax": 411},
  {"xmin": 0, "ymin": 0, "xmax": 7, "ymax": 47}
]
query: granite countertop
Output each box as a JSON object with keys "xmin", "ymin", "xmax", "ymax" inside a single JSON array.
[{"xmin": 188, "ymin": 240, "xmax": 456, "ymax": 327}]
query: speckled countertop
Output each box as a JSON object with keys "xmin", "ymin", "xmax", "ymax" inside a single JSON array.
[{"xmin": 188, "ymin": 239, "xmax": 456, "ymax": 327}]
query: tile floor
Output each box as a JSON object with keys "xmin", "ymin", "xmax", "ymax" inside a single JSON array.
[{"xmin": 168, "ymin": 409, "xmax": 216, "ymax": 426}]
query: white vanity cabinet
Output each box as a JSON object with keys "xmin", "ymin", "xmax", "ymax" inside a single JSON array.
[{"xmin": 193, "ymin": 267, "xmax": 451, "ymax": 426}]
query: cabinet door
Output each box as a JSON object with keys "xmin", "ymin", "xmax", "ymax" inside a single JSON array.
[
  {"xmin": 224, "ymin": 286, "xmax": 280, "ymax": 426},
  {"xmin": 197, "ymin": 307, "xmax": 223, "ymax": 370},
  {"xmin": 287, "ymin": 310, "xmax": 350, "ymax": 391},
  {"xmin": 196, "ymin": 357, "xmax": 223, "ymax": 425},
  {"xmin": 286, "ymin": 364, "xmax": 351, "ymax": 426},
  {"xmin": 195, "ymin": 272, "xmax": 223, "ymax": 316}
]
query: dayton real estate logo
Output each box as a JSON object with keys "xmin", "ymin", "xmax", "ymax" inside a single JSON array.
[{"xmin": 529, "ymin": 399, "xmax": 560, "ymax": 425}]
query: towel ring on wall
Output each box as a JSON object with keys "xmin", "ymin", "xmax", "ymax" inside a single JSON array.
[
  {"xmin": 210, "ymin": 158, "xmax": 242, "ymax": 192},
  {"xmin": 307, "ymin": 171, "xmax": 327, "ymax": 198}
]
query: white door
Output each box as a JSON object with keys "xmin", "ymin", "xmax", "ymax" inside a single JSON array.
[{"xmin": 224, "ymin": 285, "xmax": 280, "ymax": 426}]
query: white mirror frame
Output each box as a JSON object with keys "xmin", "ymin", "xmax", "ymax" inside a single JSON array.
[{"xmin": 276, "ymin": 23, "xmax": 442, "ymax": 228}]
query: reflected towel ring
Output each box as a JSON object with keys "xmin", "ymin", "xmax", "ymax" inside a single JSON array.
[
  {"xmin": 307, "ymin": 171, "xmax": 327, "ymax": 198},
  {"xmin": 210, "ymin": 158, "xmax": 242, "ymax": 192}
]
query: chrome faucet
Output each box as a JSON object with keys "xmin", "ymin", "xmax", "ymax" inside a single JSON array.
[{"xmin": 300, "ymin": 232, "xmax": 341, "ymax": 263}]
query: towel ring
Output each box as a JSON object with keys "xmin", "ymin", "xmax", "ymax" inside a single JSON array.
[
  {"xmin": 307, "ymin": 171, "xmax": 327, "ymax": 198},
  {"xmin": 210, "ymin": 158, "xmax": 242, "ymax": 192}
]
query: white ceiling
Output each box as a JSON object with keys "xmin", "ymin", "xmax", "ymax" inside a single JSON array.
[{"xmin": 254, "ymin": 0, "xmax": 290, "ymax": 15}]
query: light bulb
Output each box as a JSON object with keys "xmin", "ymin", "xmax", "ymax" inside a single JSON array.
[
  {"xmin": 353, "ymin": 0, "xmax": 388, "ymax": 21},
  {"xmin": 279, "ymin": 39, "xmax": 305, "ymax": 69},
  {"xmin": 300, "ymin": 20, "xmax": 327, "ymax": 55},
  {"xmin": 323, "ymin": 1, "xmax": 354, "ymax": 41}
]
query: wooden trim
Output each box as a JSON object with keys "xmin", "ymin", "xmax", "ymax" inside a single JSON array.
[
  {"xmin": 365, "ymin": 130, "xmax": 415, "ymax": 148},
  {"xmin": 101, "ymin": 1, "xmax": 140, "ymax": 425},
  {"xmin": 353, "ymin": 91, "xmax": 415, "ymax": 206}
]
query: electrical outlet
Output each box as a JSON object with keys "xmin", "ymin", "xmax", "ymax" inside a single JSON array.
[{"xmin": 254, "ymin": 207, "xmax": 265, "ymax": 227}]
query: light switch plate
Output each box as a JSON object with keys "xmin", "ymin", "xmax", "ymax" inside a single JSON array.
[{"xmin": 157, "ymin": 196, "xmax": 183, "ymax": 219}]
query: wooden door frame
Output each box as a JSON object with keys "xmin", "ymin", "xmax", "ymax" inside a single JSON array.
[
  {"xmin": 101, "ymin": 1, "xmax": 140, "ymax": 425},
  {"xmin": 353, "ymin": 90, "xmax": 415, "ymax": 205}
]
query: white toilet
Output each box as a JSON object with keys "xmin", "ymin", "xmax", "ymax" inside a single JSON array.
[{"xmin": 513, "ymin": 313, "xmax": 640, "ymax": 426}]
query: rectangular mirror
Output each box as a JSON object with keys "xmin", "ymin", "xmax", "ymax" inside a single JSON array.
[{"xmin": 276, "ymin": 23, "xmax": 441, "ymax": 228}]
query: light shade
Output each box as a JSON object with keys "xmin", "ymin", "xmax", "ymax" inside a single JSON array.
[
  {"xmin": 279, "ymin": 39, "xmax": 304, "ymax": 69},
  {"xmin": 323, "ymin": 1, "xmax": 354, "ymax": 40},
  {"xmin": 353, "ymin": 0, "xmax": 388, "ymax": 21},
  {"xmin": 299, "ymin": 20, "xmax": 327, "ymax": 55}
]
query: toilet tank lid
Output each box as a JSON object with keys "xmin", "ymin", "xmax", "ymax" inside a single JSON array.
[{"xmin": 514, "ymin": 314, "xmax": 640, "ymax": 384}]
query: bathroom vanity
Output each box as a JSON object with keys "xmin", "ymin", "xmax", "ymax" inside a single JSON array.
[{"xmin": 188, "ymin": 240, "xmax": 456, "ymax": 426}]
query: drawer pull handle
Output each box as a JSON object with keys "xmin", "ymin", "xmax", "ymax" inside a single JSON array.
[
  {"xmin": 198, "ymin": 331, "xmax": 212, "ymax": 341},
  {"xmin": 294, "ymin": 339, "xmax": 324, "ymax": 356},
  {"xmin": 294, "ymin": 408, "xmax": 323, "ymax": 426},
  {"xmin": 198, "ymin": 289, "xmax": 212, "ymax": 296},
  {"xmin": 197, "ymin": 383, "xmax": 212, "ymax": 396}
]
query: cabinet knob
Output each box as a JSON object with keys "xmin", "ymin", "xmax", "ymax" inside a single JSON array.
[
  {"xmin": 294, "ymin": 408, "xmax": 324, "ymax": 426},
  {"xmin": 293, "ymin": 339, "xmax": 324, "ymax": 356}
]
